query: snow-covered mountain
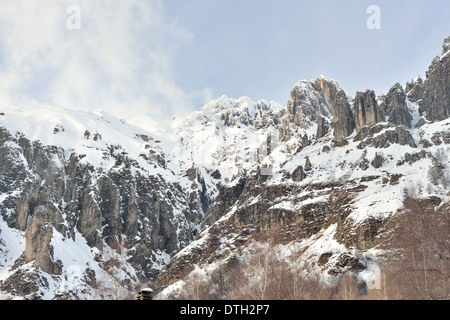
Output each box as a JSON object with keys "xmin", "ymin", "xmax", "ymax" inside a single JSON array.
[
  {"xmin": 154, "ymin": 36, "xmax": 450, "ymax": 299},
  {"xmin": 0, "ymin": 107, "xmax": 205, "ymax": 299},
  {"xmin": 1, "ymin": 36, "xmax": 449, "ymax": 300}
]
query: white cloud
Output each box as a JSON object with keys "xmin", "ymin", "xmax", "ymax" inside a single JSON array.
[{"xmin": 0, "ymin": 0, "xmax": 200, "ymax": 126}]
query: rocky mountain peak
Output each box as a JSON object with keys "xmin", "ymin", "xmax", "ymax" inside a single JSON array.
[
  {"xmin": 185, "ymin": 95, "xmax": 283, "ymax": 130},
  {"xmin": 280, "ymin": 76, "xmax": 352, "ymax": 142},
  {"xmin": 312, "ymin": 75, "xmax": 343, "ymax": 110},
  {"xmin": 287, "ymin": 77, "xmax": 335, "ymax": 126}
]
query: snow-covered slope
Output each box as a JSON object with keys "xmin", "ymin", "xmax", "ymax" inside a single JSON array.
[
  {"xmin": 170, "ymin": 95, "xmax": 283, "ymax": 186},
  {"xmin": 0, "ymin": 106, "xmax": 168, "ymax": 175}
]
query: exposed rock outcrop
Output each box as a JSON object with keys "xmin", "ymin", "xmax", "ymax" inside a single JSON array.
[
  {"xmin": 0, "ymin": 127, "xmax": 205, "ymax": 294},
  {"xmin": 316, "ymin": 116, "xmax": 330, "ymax": 140},
  {"xmin": 24, "ymin": 206, "xmax": 62, "ymax": 275},
  {"xmin": 380, "ymin": 83, "xmax": 413, "ymax": 128},
  {"xmin": 357, "ymin": 125, "xmax": 417, "ymax": 149},
  {"xmin": 331, "ymin": 90, "xmax": 355, "ymax": 140},
  {"xmin": 312, "ymin": 77, "xmax": 356, "ymax": 140},
  {"xmin": 280, "ymin": 77, "xmax": 356, "ymax": 143},
  {"xmin": 280, "ymin": 77, "xmax": 336, "ymax": 141},
  {"xmin": 406, "ymin": 76, "xmax": 424, "ymax": 103},
  {"xmin": 287, "ymin": 80, "xmax": 331, "ymax": 127},
  {"xmin": 354, "ymin": 90, "xmax": 382, "ymax": 133},
  {"xmin": 292, "ymin": 165, "xmax": 307, "ymax": 182},
  {"xmin": 312, "ymin": 76, "xmax": 340, "ymax": 110},
  {"xmin": 421, "ymin": 36, "xmax": 450, "ymax": 122}
]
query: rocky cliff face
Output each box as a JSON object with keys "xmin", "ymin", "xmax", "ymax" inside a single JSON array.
[
  {"xmin": 421, "ymin": 36, "xmax": 450, "ymax": 122},
  {"xmin": 330, "ymin": 90, "xmax": 355, "ymax": 141},
  {"xmin": 280, "ymin": 76, "xmax": 355, "ymax": 142},
  {"xmin": 354, "ymin": 90, "xmax": 382, "ymax": 132},
  {"xmin": 1, "ymin": 36, "xmax": 450, "ymax": 300},
  {"xmin": 0, "ymin": 110, "xmax": 206, "ymax": 299},
  {"xmin": 380, "ymin": 83, "xmax": 413, "ymax": 128},
  {"xmin": 153, "ymin": 36, "xmax": 450, "ymax": 298}
]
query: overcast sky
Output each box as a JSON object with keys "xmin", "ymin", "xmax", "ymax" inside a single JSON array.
[{"xmin": 0, "ymin": 0, "xmax": 449, "ymax": 129}]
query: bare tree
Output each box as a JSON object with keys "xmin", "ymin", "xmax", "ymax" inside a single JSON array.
[
  {"xmin": 428, "ymin": 147, "xmax": 450, "ymax": 188},
  {"xmin": 229, "ymin": 242, "xmax": 332, "ymax": 300},
  {"xmin": 99, "ymin": 235, "xmax": 135, "ymax": 300},
  {"xmin": 385, "ymin": 190, "xmax": 450, "ymax": 299},
  {"xmin": 334, "ymin": 274, "xmax": 361, "ymax": 300},
  {"xmin": 176, "ymin": 268, "xmax": 212, "ymax": 300}
]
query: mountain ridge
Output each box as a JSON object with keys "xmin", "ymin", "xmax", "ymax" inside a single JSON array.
[{"xmin": 0, "ymin": 35, "xmax": 449, "ymax": 300}]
